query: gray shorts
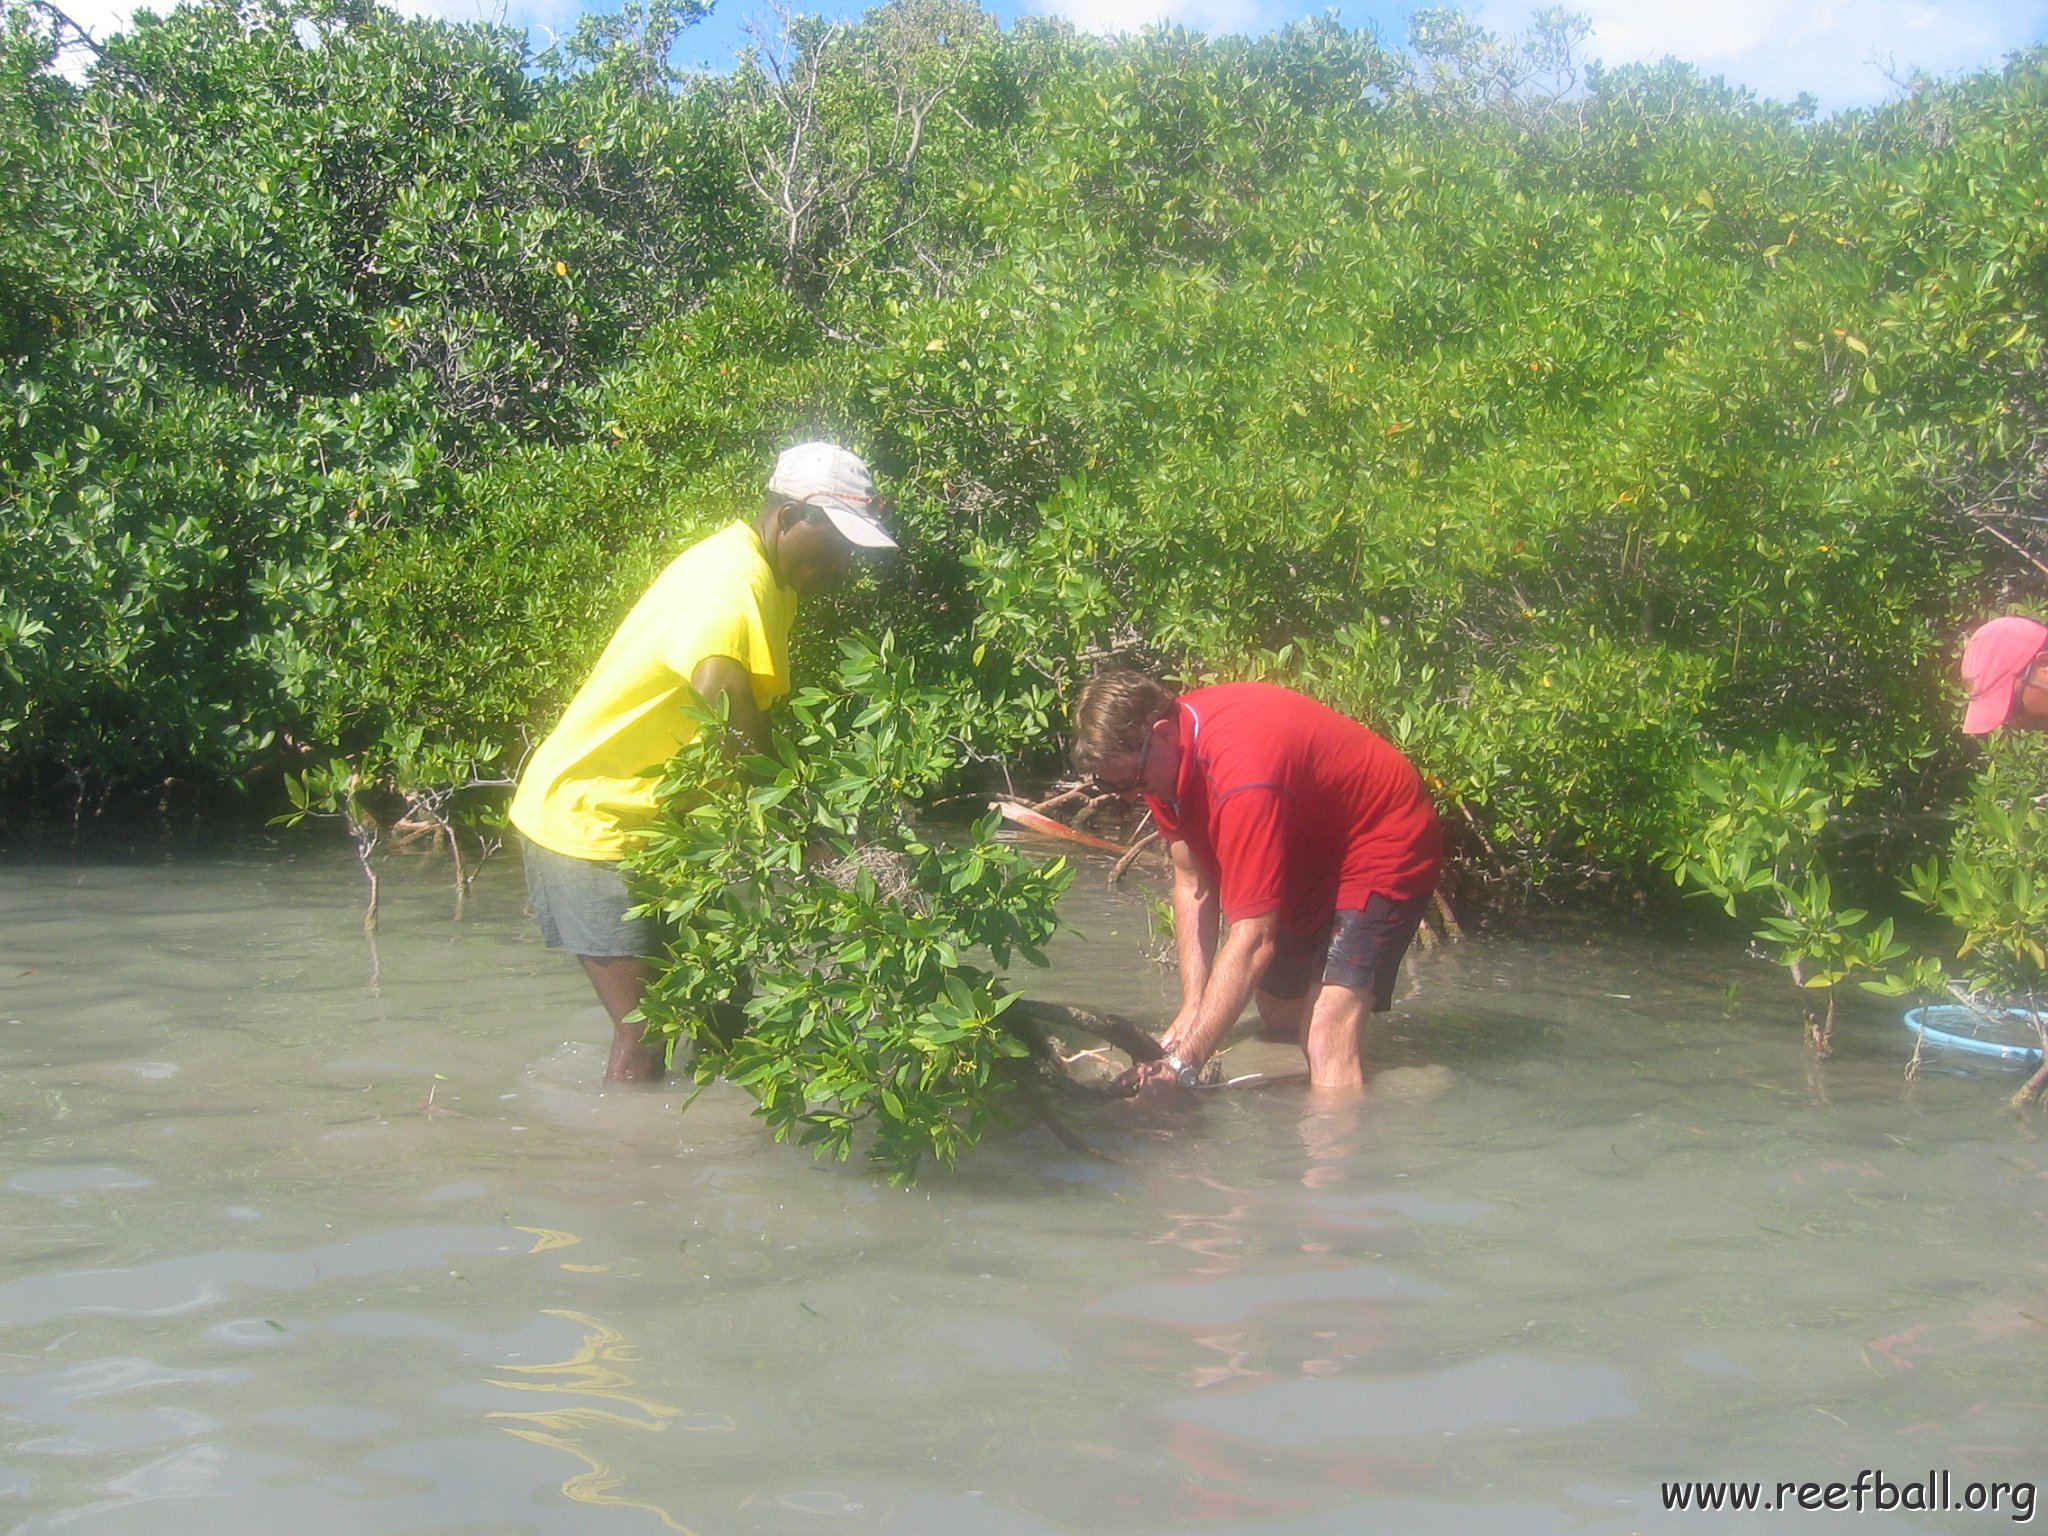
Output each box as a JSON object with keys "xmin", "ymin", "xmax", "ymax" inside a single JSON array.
[
  {"xmin": 521, "ymin": 839, "xmax": 659, "ymax": 958},
  {"xmin": 1257, "ymin": 892, "xmax": 1432, "ymax": 1011}
]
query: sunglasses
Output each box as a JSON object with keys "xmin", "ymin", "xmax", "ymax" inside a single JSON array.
[{"xmin": 1083, "ymin": 732, "xmax": 1152, "ymax": 798}]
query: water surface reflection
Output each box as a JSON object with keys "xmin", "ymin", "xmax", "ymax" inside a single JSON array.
[{"xmin": 2, "ymin": 838, "xmax": 2044, "ymax": 1533}]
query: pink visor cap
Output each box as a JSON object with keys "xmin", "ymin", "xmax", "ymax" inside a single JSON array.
[
  {"xmin": 1960, "ymin": 615, "xmax": 2048, "ymax": 734},
  {"xmin": 767, "ymin": 442, "xmax": 896, "ymax": 550}
]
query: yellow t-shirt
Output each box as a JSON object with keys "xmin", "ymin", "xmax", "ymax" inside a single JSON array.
[{"xmin": 509, "ymin": 520, "xmax": 795, "ymax": 860}]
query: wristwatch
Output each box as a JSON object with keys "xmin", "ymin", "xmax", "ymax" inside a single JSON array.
[{"xmin": 1164, "ymin": 1052, "xmax": 1201, "ymax": 1089}]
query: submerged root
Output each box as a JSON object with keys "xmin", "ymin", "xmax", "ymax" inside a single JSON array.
[
  {"xmin": 2010, "ymin": 1059, "xmax": 2048, "ymax": 1109},
  {"xmin": 1013, "ymin": 1078, "xmax": 1107, "ymax": 1157},
  {"xmin": 1804, "ymin": 1000, "xmax": 1835, "ymax": 1059}
]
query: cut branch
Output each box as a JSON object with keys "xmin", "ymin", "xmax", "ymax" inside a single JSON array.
[{"xmin": 1008, "ymin": 997, "xmax": 1165, "ymax": 1064}]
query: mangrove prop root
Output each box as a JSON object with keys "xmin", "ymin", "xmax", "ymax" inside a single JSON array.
[
  {"xmin": 1414, "ymin": 887, "xmax": 1465, "ymax": 951},
  {"xmin": 2011, "ymin": 1060, "xmax": 2048, "ymax": 1109},
  {"xmin": 1108, "ymin": 829, "xmax": 1161, "ymax": 887},
  {"xmin": 1432, "ymin": 888, "xmax": 1465, "ymax": 942},
  {"xmin": 1008, "ymin": 998, "xmax": 1165, "ymax": 1064},
  {"xmin": 1805, "ymin": 995, "xmax": 1835, "ymax": 1059}
]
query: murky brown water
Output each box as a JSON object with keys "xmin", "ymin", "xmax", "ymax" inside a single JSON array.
[{"xmin": 2, "ymin": 832, "xmax": 2044, "ymax": 1534}]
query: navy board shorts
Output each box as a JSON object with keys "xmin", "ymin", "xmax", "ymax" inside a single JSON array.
[
  {"xmin": 1257, "ymin": 891, "xmax": 1433, "ymax": 1011},
  {"xmin": 521, "ymin": 838, "xmax": 661, "ymax": 959}
]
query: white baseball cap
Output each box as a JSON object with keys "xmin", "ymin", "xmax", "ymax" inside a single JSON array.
[{"xmin": 766, "ymin": 442, "xmax": 895, "ymax": 549}]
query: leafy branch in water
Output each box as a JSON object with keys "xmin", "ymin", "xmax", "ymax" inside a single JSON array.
[
  {"xmin": 1669, "ymin": 734, "xmax": 2048, "ymax": 1102},
  {"xmin": 1892, "ymin": 747, "xmax": 2048, "ymax": 1104},
  {"xmin": 271, "ymin": 730, "xmax": 509, "ymax": 929},
  {"xmin": 1663, "ymin": 738, "xmax": 1902, "ymax": 1054},
  {"xmin": 628, "ymin": 633, "xmax": 1077, "ymax": 1181}
]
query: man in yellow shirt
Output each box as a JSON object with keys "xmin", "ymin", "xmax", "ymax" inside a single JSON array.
[{"xmin": 509, "ymin": 443, "xmax": 894, "ymax": 1080}]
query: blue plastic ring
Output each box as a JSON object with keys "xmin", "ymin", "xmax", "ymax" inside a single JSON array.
[{"xmin": 1903, "ymin": 1005, "xmax": 2046, "ymax": 1065}]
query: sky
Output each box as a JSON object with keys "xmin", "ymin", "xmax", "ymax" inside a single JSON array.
[{"xmin": 53, "ymin": 0, "xmax": 2048, "ymax": 111}]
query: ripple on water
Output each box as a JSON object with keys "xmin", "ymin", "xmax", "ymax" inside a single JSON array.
[
  {"xmin": 0, "ymin": 1225, "xmax": 522, "ymax": 1326},
  {"xmin": 916, "ymin": 1316, "xmax": 1070, "ymax": 1373},
  {"xmin": 5, "ymin": 853, "xmax": 2048, "ymax": 1536},
  {"xmin": 8, "ymin": 1167, "xmax": 155, "ymax": 1195},
  {"xmin": 1166, "ymin": 1353, "xmax": 1638, "ymax": 1445},
  {"xmin": 0, "ymin": 1357, "xmax": 246, "ymax": 1458},
  {"xmin": 1091, "ymin": 1263, "xmax": 1445, "ymax": 1327},
  {"xmin": 251, "ymin": 1404, "xmax": 398, "ymax": 1441},
  {"xmin": 1312, "ymin": 1190, "xmax": 1497, "ymax": 1225}
]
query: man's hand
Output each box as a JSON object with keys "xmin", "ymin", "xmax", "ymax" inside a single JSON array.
[
  {"xmin": 1157, "ymin": 1006, "xmax": 1200, "ymax": 1062},
  {"xmin": 1113, "ymin": 1056, "xmax": 1191, "ymax": 1098}
]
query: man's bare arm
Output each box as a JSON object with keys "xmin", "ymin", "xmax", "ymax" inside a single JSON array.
[
  {"xmin": 1125, "ymin": 905, "xmax": 1280, "ymax": 1093},
  {"xmin": 1164, "ymin": 839, "xmax": 1219, "ymax": 1048},
  {"xmin": 688, "ymin": 655, "xmax": 771, "ymax": 756},
  {"xmin": 1172, "ymin": 909, "xmax": 1279, "ymax": 1070}
]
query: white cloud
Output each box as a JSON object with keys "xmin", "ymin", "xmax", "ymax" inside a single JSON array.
[
  {"xmin": 1473, "ymin": 0, "xmax": 2048, "ymax": 108},
  {"xmin": 42, "ymin": 0, "xmax": 2048, "ymax": 110},
  {"xmin": 45, "ymin": 0, "xmax": 582, "ymax": 52},
  {"xmin": 1026, "ymin": 0, "xmax": 1271, "ymax": 34},
  {"xmin": 1017, "ymin": 0, "xmax": 2048, "ymax": 109},
  {"xmin": 381, "ymin": 0, "xmax": 584, "ymax": 35}
]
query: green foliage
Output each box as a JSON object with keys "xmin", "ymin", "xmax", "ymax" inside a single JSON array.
[
  {"xmin": 299, "ymin": 274, "xmax": 846, "ymax": 778},
  {"xmin": 1666, "ymin": 737, "xmax": 1877, "ymax": 915},
  {"xmin": 721, "ymin": 0, "xmax": 1030, "ymax": 300},
  {"xmin": 0, "ymin": 0, "xmax": 746, "ymax": 797},
  {"xmin": 1666, "ymin": 733, "xmax": 2048, "ymax": 1069},
  {"xmin": 5, "ymin": 0, "xmax": 2048, "ymax": 929},
  {"xmin": 1894, "ymin": 740, "xmax": 2048, "ymax": 1009},
  {"xmin": 828, "ymin": 24, "xmax": 2022, "ymax": 885},
  {"xmin": 1664, "ymin": 739, "xmax": 1907, "ymax": 1041},
  {"xmin": 629, "ymin": 635, "xmax": 1072, "ymax": 1180},
  {"xmin": 0, "ymin": 371, "xmax": 435, "ymax": 784}
]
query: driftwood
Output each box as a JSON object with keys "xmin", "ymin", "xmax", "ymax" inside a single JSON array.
[
  {"xmin": 1026, "ymin": 786, "xmax": 1090, "ymax": 817},
  {"xmin": 992, "ymin": 792, "xmax": 1167, "ymax": 873},
  {"xmin": 991, "ymin": 798, "xmax": 1131, "ymax": 854},
  {"xmin": 1008, "ymin": 998, "xmax": 1165, "ymax": 1065},
  {"xmin": 1411, "ymin": 886, "xmax": 1466, "ymax": 950},
  {"xmin": 998, "ymin": 996, "xmax": 1171, "ymax": 1108}
]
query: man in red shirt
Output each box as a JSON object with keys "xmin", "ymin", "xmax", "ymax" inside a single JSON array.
[{"xmin": 1070, "ymin": 671, "xmax": 1443, "ymax": 1092}]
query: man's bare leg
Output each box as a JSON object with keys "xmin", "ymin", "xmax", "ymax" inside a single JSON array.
[
  {"xmin": 1255, "ymin": 986, "xmax": 1312, "ymax": 1042},
  {"xmin": 1302, "ymin": 983, "xmax": 1374, "ymax": 1091},
  {"xmin": 578, "ymin": 954, "xmax": 663, "ymax": 1081}
]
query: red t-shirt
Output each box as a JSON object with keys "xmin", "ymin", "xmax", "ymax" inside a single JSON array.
[{"xmin": 1146, "ymin": 683, "xmax": 1442, "ymax": 935}]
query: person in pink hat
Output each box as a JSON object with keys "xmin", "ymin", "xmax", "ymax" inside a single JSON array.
[
  {"xmin": 1960, "ymin": 615, "xmax": 2048, "ymax": 735},
  {"xmin": 509, "ymin": 443, "xmax": 895, "ymax": 1080}
]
